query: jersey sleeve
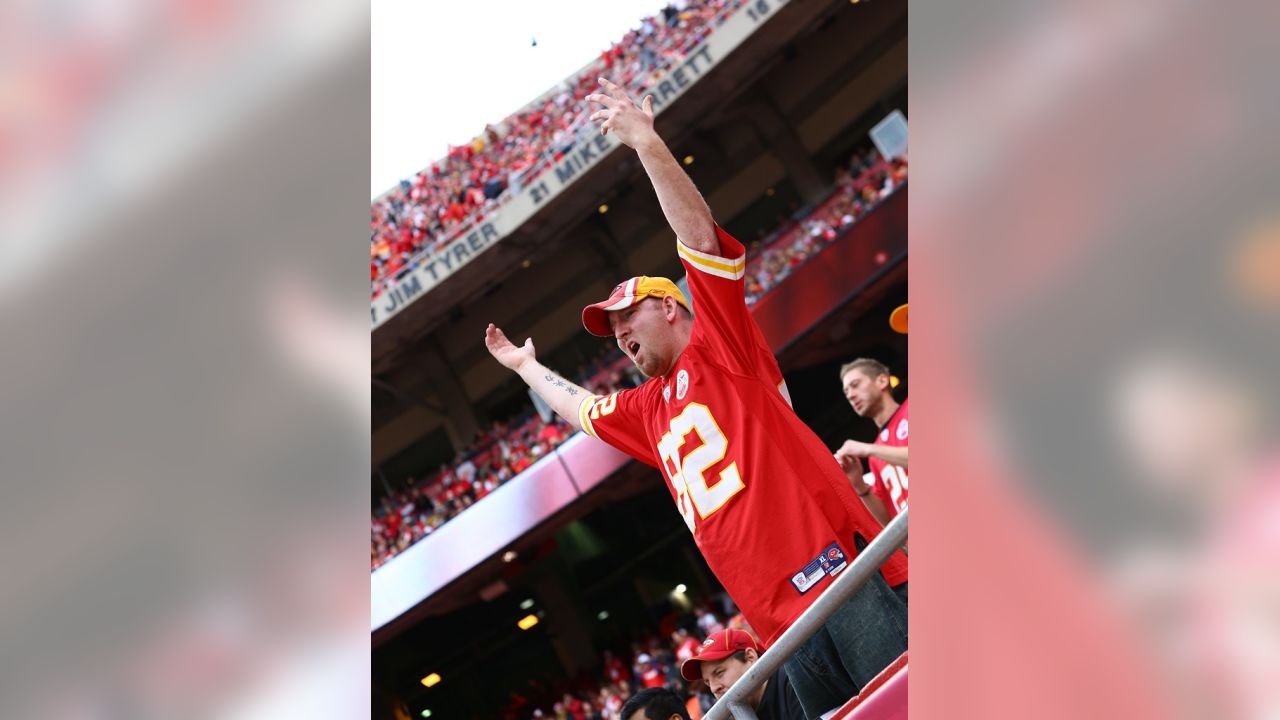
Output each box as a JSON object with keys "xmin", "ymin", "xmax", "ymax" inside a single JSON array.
[
  {"xmin": 577, "ymin": 386, "xmax": 660, "ymax": 468},
  {"xmin": 678, "ymin": 226, "xmax": 786, "ymax": 391}
]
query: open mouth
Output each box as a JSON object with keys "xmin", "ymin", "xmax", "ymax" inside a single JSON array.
[{"xmin": 628, "ymin": 341, "xmax": 640, "ymax": 357}]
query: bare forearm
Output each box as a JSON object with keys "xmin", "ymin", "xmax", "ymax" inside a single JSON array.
[
  {"xmin": 634, "ymin": 135, "xmax": 717, "ymax": 253},
  {"xmin": 515, "ymin": 360, "xmax": 590, "ymax": 432},
  {"xmin": 871, "ymin": 445, "xmax": 908, "ymax": 469}
]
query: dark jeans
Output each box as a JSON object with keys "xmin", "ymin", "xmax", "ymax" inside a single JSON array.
[{"xmin": 781, "ymin": 571, "xmax": 908, "ymax": 719}]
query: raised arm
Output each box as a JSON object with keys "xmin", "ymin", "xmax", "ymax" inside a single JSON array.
[
  {"xmin": 587, "ymin": 77, "xmax": 718, "ymax": 255},
  {"xmin": 484, "ymin": 324, "xmax": 590, "ymax": 432}
]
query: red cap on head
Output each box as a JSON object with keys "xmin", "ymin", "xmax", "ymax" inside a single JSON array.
[
  {"xmin": 679, "ymin": 629, "xmax": 759, "ymax": 682},
  {"xmin": 581, "ymin": 276, "xmax": 691, "ymax": 337}
]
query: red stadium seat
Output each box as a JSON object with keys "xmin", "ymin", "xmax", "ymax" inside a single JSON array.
[{"xmin": 826, "ymin": 652, "xmax": 908, "ymax": 720}]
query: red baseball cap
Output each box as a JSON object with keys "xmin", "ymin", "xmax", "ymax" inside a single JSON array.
[
  {"xmin": 679, "ymin": 629, "xmax": 759, "ymax": 682},
  {"xmin": 581, "ymin": 276, "xmax": 691, "ymax": 337}
]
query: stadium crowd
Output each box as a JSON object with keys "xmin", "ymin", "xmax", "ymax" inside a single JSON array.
[
  {"xmin": 500, "ymin": 597, "xmax": 755, "ymax": 720},
  {"xmin": 371, "ymin": 0, "xmax": 745, "ymax": 298},
  {"xmin": 744, "ymin": 150, "xmax": 906, "ymax": 303},
  {"xmin": 372, "ymin": 150, "xmax": 908, "ymax": 570},
  {"xmin": 371, "ymin": 348, "xmax": 642, "ymax": 570}
]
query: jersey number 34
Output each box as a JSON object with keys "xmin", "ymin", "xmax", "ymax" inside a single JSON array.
[{"xmin": 656, "ymin": 403, "xmax": 744, "ymax": 532}]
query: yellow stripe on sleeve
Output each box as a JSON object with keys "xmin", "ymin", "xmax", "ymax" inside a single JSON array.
[
  {"xmin": 676, "ymin": 242, "xmax": 745, "ymax": 275},
  {"xmin": 578, "ymin": 395, "xmax": 599, "ymax": 438}
]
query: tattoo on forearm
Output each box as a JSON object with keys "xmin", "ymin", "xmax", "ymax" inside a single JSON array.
[{"xmin": 543, "ymin": 372, "xmax": 579, "ymax": 397}]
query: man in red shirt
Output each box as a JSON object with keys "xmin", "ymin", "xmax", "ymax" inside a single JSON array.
[
  {"xmin": 671, "ymin": 627, "xmax": 702, "ymax": 666},
  {"xmin": 636, "ymin": 654, "xmax": 666, "ymax": 689},
  {"xmin": 603, "ymin": 649, "xmax": 630, "ymax": 687},
  {"xmin": 835, "ymin": 358, "xmax": 909, "ymax": 526},
  {"xmin": 680, "ymin": 629, "xmax": 805, "ymax": 720},
  {"xmin": 484, "ymin": 77, "xmax": 906, "ymax": 718}
]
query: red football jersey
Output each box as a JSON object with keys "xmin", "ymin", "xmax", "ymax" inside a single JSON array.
[
  {"xmin": 578, "ymin": 226, "xmax": 908, "ymax": 647},
  {"xmin": 867, "ymin": 399, "xmax": 909, "ymax": 519}
]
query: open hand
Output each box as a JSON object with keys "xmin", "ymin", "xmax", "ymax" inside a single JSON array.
[
  {"xmin": 586, "ymin": 77, "xmax": 656, "ymax": 149},
  {"xmin": 485, "ymin": 323, "xmax": 535, "ymax": 372}
]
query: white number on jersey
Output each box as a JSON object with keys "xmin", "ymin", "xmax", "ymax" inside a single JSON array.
[
  {"xmin": 879, "ymin": 465, "xmax": 909, "ymax": 513},
  {"xmin": 656, "ymin": 403, "xmax": 744, "ymax": 531}
]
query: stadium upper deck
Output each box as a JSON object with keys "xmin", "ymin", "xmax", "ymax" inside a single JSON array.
[
  {"xmin": 372, "ymin": 0, "xmax": 906, "ymax": 484},
  {"xmin": 371, "ymin": 0, "xmax": 746, "ymax": 302}
]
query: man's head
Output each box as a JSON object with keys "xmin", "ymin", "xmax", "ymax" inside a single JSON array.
[
  {"xmin": 678, "ymin": 629, "xmax": 760, "ymax": 699},
  {"xmin": 840, "ymin": 358, "xmax": 893, "ymax": 418},
  {"xmin": 619, "ymin": 687, "xmax": 690, "ymax": 720},
  {"xmin": 582, "ymin": 277, "xmax": 693, "ymax": 378}
]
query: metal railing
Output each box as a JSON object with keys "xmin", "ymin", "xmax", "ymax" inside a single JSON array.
[{"xmin": 702, "ymin": 509, "xmax": 909, "ymax": 720}]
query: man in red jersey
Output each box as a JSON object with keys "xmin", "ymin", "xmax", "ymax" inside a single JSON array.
[
  {"xmin": 484, "ymin": 77, "xmax": 906, "ymax": 718},
  {"xmin": 835, "ymin": 358, "xmax": 909, "ymax": 526}
]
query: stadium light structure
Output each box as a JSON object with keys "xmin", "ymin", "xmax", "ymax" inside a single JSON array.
[
  {"xmin": 597, "ymin": 610, "xmax": 610, "ymax": 621},
  {"xmin": 674, "ymin": 584, "xmax": 687, "ymax": 594},
  {"xmin": 420, "ymin": 673, "xmax": 441, "ymax": 688},
  {"xmin": 518, "ymin": 614, "xmax": 539, "ymax": 630},
  {"xmin": 682, "ymin": 155, "xmax": 695, "ymax": 166},
  {"xmin": 421, "ymin": 710, "xmax": 433, "ymax": 718},
  {"xmin": 502, "ymin": 550, "xmax": 517, "ymax": 563},
  {"xmin": 890, "ymin": 375, "xmax": 900, "ymax": 389},
  {"xmin": 598, "ymin": 203, "xmax": 609, "ymax": 214},
  {"xmin": 520, "ymin": 598, "xmax": 535, "ymax": 610}
]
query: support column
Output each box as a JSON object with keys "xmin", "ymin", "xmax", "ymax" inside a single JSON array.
[
  {"xmin": 530, "ymin": 568, "xmax": 598, "ymax": 677},
  {"xmin": 747, "ymin": 97, "xmax": 828, "ymax": 206},
  {"xmin": 419, "ymin": 337, "xmax": 481, "ymax": 451},
  {"xmin": 587, "ymin": 214, "xmax": 633, "ymax": 278},
  {"xmin": 375, "ymin": 465, "xmax": 394, "ymax": 496}
]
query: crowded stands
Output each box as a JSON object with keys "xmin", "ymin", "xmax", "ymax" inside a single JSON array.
[
  {"xmin": 371, "ymin": 0, "xmax": 746, "ymax": 299},
  {"xmin": 498, "ymin": 597, "xmax": 756, "ymax": 720},
  {"xmin": 371, "ymin": 347, "xmax": 643, "ymax": 570},
  {"xmin": 744, "ymin": 152, "xmax": 905, "ymax": 303},
  {"xmin": 372, "ymin": 150, "xmax": 907, "ymax": 570}
]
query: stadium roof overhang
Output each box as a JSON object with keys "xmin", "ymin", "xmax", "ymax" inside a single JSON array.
[{"xmin": 370, "ymin": 0, "xmax": 897, "ymax": 372}]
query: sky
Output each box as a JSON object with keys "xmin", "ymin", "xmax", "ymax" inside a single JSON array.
[{"xmin": 371, "ymin": 0, "xmax": 673, "ymax": 198}]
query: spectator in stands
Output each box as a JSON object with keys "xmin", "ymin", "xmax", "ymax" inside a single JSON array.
[
  {"xmin": 486, "ymin": 77, "xmax": 907, "ymax": 718},
  {"xmin": 834, "ymin": 358, "xmax": 909, "ymax": 529},
  {"xmin": 695, "ymin": 604, "xmax": 724, "ymax": 637},
  {"xmin": 619, "ymin": 687, "xmax": 691, "ymax": 720},
  {"xmin": 671, "ymin": 626, "xmax": 701, "ymax": 666},
  {"xmin": 455, "ymin": 452, "xmax": 478, "ymax": 485},
  {"xmin": 636, "ymin": 653, "xmax": 667, "ymax": 689},
  {"xmin": 679, "ymin": 629, "xmax": 805, "ymax": 720},
  {"xmin": 603, "ymin": 649, "xmax": 630, "ymax": 687}
]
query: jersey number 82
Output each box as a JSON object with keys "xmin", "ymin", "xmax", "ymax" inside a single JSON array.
[{"xmin": 656, "ymin": 403, "xmax": 745, "ymax": 532}]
